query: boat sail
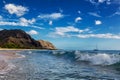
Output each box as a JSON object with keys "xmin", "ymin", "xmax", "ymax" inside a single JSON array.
[{"xmin": 93, "ymin": 44, "xmax": 99, "ymax": 51}]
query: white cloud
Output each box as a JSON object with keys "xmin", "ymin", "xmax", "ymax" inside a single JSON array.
[
  {"xmin": 0, "ymin": 17, "xmax": 44, "ymax": 30},
  {"xmin": 38, "ymin": 13, "xmax": 64, "ymax": 20},
  {"xmin": 95, "ymin": 20, "xmax": 102, "ymax": 25},
  {"xmin": 114, "ymin": 11, "xmax": 120, "ymax": 15},
  {"xmin": 49, "ymin": 26, "xmax": 120, "ymax": 39},
  {"xmin": 49, "ymin": 20, "xmax": 53, "ymax": 25},
  {"xmin": 31, "ymin": 26, "xmax": 45, "ymax": 30},
  {"xmin": 98, "ymin": 0, "xmax": 106, "ymax": 3},
  {"xmin": 111, "ymin": 0, "xmax": 120, "ymax": 4},
  {"xmin": 55, "ymin": 26, "xmax": 79, "ymax": 36},
  {"xmin": 76, "ymin": 33, "xmax": 120, "ymax": 39},
  {"xmin": 75, "ymin": 17, "xmax": 82, "ymax": 23},
  {"xmin": 111, "ymin": 7, "xmax": 120, "ymax": 16},
  {"xmin": 27, "ymin": 30, "xmax": 38, "ymax": 35},
  {"xmin": 49, "ymin": 26, "xmax": 90, "ymax": 37},
  {"xmin": 19, "ymin": 17, "xmax": 35, "ymax": 26},
  {"xmin": 87, "ymin": 0, "xmax": 119, "ymax": 5},
  {"xmin": 88, "ymin": 12, "xmax": 101, "ymax": 17},
  {"xmin": 87, "ymin": 0, "xmax": 112, "ymax": 5},
  {"xmin": 88, "ymin": 0, "xmax": 105, "ymax": 4},
  {"xmin": 0, "ymin": 17, "xmax": 35, "ymax": 26},
  {"xmin": 88, "ymin": 0, "xmax": 97, "ymax": 4},
  {"xmin": 0, "ymin": 21, "xmax": 18, "ymax": 26},
  {"xmin": 4, "ymin": 4, "xmax": 28, "ymax": 17}
]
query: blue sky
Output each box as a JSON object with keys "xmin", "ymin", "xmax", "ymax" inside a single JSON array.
[{"xmin": 0, "ymin": 0, "xmax": 120, "ymax": 50}]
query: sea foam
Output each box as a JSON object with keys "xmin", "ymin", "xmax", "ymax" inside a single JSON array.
[{"xmin": 75, "ymin": 51, "xmax": 120, "ymax": 65}]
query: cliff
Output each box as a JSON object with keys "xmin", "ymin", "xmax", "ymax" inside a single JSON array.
[
  {"xmin": 38, "ymin": 40, "xmax": 56, "ymax": 50},
  {"xmin": 0, "ymin": 29, "xmax": 56, "ymax": 50}
]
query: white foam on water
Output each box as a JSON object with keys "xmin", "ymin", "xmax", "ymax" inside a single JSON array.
[
  {"xmin": 0, "ymin": 54, "xmax": 17, "ymax": 74},
  {"xmin": 75, "ymin": 51, "xmax": 120, "ymax": 65},
  {"xmin": 18, "ymin": 54, "xmax": 25, "ymax": 58},
  {"xmin": 28, "ymin": 51, "xmax": 32, "ymax": 54},
  {"xmin": 0, "ymin": 63, "xmax": 16, "ymax": 74},
  {"xmin": 52, "ymin": 51, "xmax": 65, "ymax": 55},
  {"xmin": 15, "ymin": 53, "xmax": 26, "ymax": 58}
]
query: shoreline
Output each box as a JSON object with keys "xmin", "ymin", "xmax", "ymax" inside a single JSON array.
[
  {"xmin": 0, "ymin": 48, "xmax": 57, "ymax": 50},
  {"xmin": 0, "ymin": 50, "xmax": 25, "ymax": 74},
  {"xmin": 0, "ymin": 48, "xmax": 38, "ymax": 50},
  {"xmin": 0, "ymin": 48, "xmax": 56, "ymax": 74}
]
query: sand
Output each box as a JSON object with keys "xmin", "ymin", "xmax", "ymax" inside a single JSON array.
[{"xmin": 0, "ymin": 49, "xmax": 25, "ymax": 74}]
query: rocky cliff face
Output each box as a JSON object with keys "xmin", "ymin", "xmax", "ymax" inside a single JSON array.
[
  {"xmin": 38, "ymin": 40, "xmax": 56, "ymax": 50},
  {"xmin": 0, "ymin": 29, "xmax": 56, "ymax": 50}
]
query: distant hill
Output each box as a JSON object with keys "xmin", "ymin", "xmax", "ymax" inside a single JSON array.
[{"xmin": 0, "ymin": 29, "xmax": 56, "ymax": 50}]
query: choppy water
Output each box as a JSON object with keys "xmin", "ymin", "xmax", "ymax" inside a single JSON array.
[{"xmin": 0, "ymin": 50, "xmax": 120, "ymax": 80}]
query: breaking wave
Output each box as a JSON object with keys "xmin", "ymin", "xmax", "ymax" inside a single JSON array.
[{"xmin": 52, "ymin": 50, "xmax": 120, "ymax": 65}]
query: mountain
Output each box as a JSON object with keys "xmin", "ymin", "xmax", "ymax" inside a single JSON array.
[{"xmin": 0, "ymin": 29, "xmax": 56, "ymax": 50}]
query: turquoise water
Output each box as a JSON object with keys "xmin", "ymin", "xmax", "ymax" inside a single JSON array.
[{"xmin": 1, "ymin": 50, "xmax": 120, "ymax": 80}]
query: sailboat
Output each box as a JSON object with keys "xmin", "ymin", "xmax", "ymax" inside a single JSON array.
[{"xmin": 93, "ymin": 44, "xmax": 99, "ymax": 51}]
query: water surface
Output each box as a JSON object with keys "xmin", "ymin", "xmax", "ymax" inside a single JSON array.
[{"xmin": 0, "ymin": 50, "xmax": 120, "ymax": 80}]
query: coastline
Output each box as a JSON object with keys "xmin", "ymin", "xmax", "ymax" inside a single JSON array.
[
  {"xmin": 0, "ymin": 48, "xmax": 57, "ymax": 50},
  {"xmin": 0, "ymin": 48, "xmax": 37, "ymax": 50}
]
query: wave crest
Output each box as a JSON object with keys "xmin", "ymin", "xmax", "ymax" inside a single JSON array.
[
  {"xmin": 75, "ymin": 51, "xmax": 120, "ymax": 65},
  {"xmin": 52, "ymin": 50, "xmax": 120, "ymax": 65}
]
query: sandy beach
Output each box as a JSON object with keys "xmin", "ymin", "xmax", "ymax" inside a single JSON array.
[{"xmin": 0, "ymin": 49, "xmax": 25, "ymax": 74}]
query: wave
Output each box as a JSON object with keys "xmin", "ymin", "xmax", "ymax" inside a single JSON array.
[{"xmin": 52, "ymin": 50, "xmax": 120, "ymax": 66}]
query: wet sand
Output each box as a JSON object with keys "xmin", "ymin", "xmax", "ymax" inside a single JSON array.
[{"xmin": 0, "ymin": 49, "xmax": 25, "ymax": 74}]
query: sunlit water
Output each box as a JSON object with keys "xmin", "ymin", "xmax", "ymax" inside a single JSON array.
[{"xmin": 0, "ymin": 50, "xmax": 120, "ymax": 80}]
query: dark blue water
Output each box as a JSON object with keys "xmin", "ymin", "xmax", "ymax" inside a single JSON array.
[{"xmin": 1, "ymin": 50, "xmax": 120, "ymax": 80}]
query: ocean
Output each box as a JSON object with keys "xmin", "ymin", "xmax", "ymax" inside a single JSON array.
[{"xmin": 1, "ymin": 50, "xmax": 120, "ymax": 80}]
